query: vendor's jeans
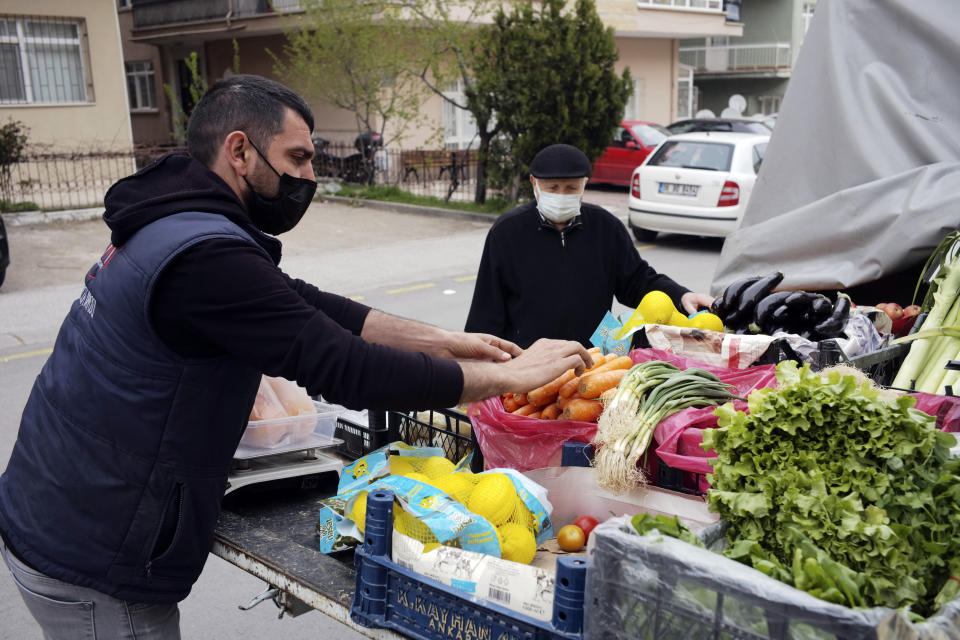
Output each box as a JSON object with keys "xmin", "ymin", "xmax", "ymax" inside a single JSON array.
[{"xmin": 1, "ymin": 536, "xmax": 180, "ymax": 640}]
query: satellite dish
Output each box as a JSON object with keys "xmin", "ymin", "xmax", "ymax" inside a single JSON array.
[
  {"xmin": 728, "ymin": 94, "xmax": 747, "ymax": 113},
  {"xmin": 720, "ymin": 107, "xmax": 742, "ymax": 119},
  {"xmin": 695, "ymin": 109, "xmax": 716, "ymax": 119}
]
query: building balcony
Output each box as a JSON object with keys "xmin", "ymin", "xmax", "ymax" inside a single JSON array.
[
  {"xmin": 131, "ymin": 0, "xmax": 302, "ymax": 30},
  {"xmin": 679, "ymin": 42, "xmax": 793, "ymax": 76},
  {"xmin": 599, "ymin": 0, "xmax": 742, "ymax": 38}
]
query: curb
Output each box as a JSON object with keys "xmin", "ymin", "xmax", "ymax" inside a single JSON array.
[
  {"xmin": 1, "ymin": 207, "xmax": 103, "ymax": 226},
  {"xmin": 320, "ymin": 195, "xmax": 500, "ymax": 225}
]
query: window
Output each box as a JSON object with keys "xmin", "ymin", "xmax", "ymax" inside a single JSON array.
[
  {"xmin": 630, "ymin": 123, "xmax": 669, "ymax": 147},
  {"xmin": 0, "ymin": 15, "xmax": 90, "ymax": 104},
  {"xmin": 126, "ymin": 61, "xmax": 156, "ymax": 111},
  {"xmin": 117, "ymin": 0, "xmax": 130, "ymax": 8},
  {"xmin": 624, "ymin": 78, "xmax": 645, "ymax": 120},
  {"xmin": 442, "ymin": 79, "xmax": 478, "ymax": 150},
  {"xmin": 758, "ymin": 95, "xmax": 781, "ymax": 115},
  {"xmin": 752, "ymin": 142, "xmax": 767, "ymax": 174},
  {"xmin": 648, "ymin": 141, "xmax": 734, "ymax": 172}
]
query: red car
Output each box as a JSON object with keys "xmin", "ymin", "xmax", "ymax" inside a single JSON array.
[{"xmin": 590, "ymin": 121, "xmax": 670, "ymax": 187}]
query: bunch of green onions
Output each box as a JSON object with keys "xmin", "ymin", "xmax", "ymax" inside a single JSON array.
[
  {"xmin": 592, "ymin": 361, "xmax": 742, "ymax": 494},
  {"xmin": 892, "ymin": 232, "xmax": 960, "ymax": 393}
]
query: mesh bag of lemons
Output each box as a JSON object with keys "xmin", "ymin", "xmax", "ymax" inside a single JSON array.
[{"xmin": 315, "ymin": 443, "xmax": 553, "ymax": 564}]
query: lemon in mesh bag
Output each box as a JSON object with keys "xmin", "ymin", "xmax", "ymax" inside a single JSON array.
[
  {"xmin": 467, "ymin": 473, "xmax": 516, "ymax": 526},
  {"xmin": 497, "ymin": 522, "xmax": 537, "ymax": 564},
  {"xmin": 420, "ymin": 456, "xmax": 456, "ymax": 478},
  {"xmin": 431, "ymin": 472, "xmax": 474, "ymax": 504}
]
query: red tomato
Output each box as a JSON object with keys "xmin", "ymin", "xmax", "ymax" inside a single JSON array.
[
  {"xmin": 573, "ymin": 515, "xmax": 600, "ymax": 542},
  {"xmin": 557, "ymin": 525, "xmax": 585, "ymax": 552}
]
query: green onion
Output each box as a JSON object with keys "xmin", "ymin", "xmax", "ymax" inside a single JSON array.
[{"xmin": 592, "ymin": 362, "xmax": 742, "ymax": 494}]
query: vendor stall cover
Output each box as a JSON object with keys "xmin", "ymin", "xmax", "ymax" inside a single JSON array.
[{"xmin": 711, "ymin": 0, "xmax": 960, "ymax": 295}]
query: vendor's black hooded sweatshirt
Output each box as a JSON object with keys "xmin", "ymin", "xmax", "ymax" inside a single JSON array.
[{"xmin": 0, "ymin": 153, "xmax": 461, "ymax": 604}]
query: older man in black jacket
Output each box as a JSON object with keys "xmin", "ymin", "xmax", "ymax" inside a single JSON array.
[{"xmin": 466, "ymin": 144, "xmax": 714, "ymax": 348}]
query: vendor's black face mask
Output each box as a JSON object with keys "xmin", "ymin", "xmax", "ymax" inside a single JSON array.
[{"xmin": 243, "ymin": 138, "xmax": 317, "ymax": 235}]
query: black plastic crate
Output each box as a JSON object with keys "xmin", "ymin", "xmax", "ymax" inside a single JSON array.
[
  {"xmin": 334, "ymin": 412, "xmax": 389, "ymax": 460},
  {"xmin": 387, "ymin": 408, "xmax": 483, "ymax": 472}
]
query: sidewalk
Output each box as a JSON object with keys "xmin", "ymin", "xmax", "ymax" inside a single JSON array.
[{"xmin": 0, "ymin": 185, "xmax": 628, "ymax": 227}]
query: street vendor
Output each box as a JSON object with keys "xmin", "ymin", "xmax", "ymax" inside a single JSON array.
[
  {"xmin": 0, "ymin": 75, "xmax": 592, "ymax": 640},
  {"xmin": 465, "ymin": 143, "xmax": 714, "ymax": 348}
]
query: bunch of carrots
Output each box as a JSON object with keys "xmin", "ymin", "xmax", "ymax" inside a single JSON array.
[{"xmin": 499, "ymin": 347, "xmax": 635, "ymax": 423}]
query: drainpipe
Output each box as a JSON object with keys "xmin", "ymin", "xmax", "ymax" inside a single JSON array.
[{"xmin": 225, "ymin": 0, "xmax": 234, "ymax": 28}]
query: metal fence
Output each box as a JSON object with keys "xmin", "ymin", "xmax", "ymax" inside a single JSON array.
[
  {"xmin": 1, "ymin": 143, "xmax": 493, "ymax": 211},
  {"xmin": 1, "ymin": 146, "xmax": 182, "ymax": 211},
  {"xmin": 678, "ymin": 43, "xmax": 793, "ymax": 72}
]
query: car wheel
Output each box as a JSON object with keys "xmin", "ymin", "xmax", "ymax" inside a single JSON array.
[
  {"xmin": 0, "ymin": 263, "xmax": 6, "ymax": 289},
  {"xmin": 631, "ymin": 226, "xmax": 657, "ymax": 243}
]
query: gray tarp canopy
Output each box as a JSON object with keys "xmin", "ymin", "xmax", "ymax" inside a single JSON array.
[{"xmin": 710, "ymin": 0, "xmax": 960, "ymax": 296}]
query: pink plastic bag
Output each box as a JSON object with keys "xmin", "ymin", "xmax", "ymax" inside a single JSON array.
[
  {"xmin": 467, "ymin": 396, "xmax": 597, "ymax": 472},
  {"xmin": 626, "ymin": 349, "xmax": 779, "ymax": 479},
  {"xmin": 908, "ymin": 392, "xmax": 960, "ymax": 432}
]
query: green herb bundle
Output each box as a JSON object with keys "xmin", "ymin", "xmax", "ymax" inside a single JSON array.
[{"xmin": 704, "ymin": 361, "xmax": 960, "ymax": 617}]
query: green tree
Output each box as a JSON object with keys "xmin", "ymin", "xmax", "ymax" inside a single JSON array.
[
  {"xmin": 385, "ymin": 0, "xmax": 517, "ymax": 203},
  {"xmin": 0, "ymin": 118, "xmax": 29, "ymax": 199},
  {"xmin": 276, "ymin": 0, "xmax": 428, "ymax": 148},
  {"xmin": 473, "ymin": 0, "xmax": 631, "ymax": 200}
]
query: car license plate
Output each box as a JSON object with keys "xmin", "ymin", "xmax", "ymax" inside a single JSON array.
[{"xmin": 659, "ymin": 182, "xmax": 698, "ymax": 196}]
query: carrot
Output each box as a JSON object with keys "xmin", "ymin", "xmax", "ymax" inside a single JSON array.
[
  {"xmin": 587, "ymin": 355, "xmax": 633, "ymax": 377},
  {"xmin": 527, "ymin": 369, "xmax": 576, "ymax": 406},
  {"xmin": 513, "ymin": 404, "xmax": 538, "ymax": 416},
  {"xmin": 513, "ymin": 393, "xmax": 528, "ymax": 405},
  {"xmin": 599, "ymin": 387, "xmax": 617, "ymax": 404},
  {"xmin": 528, "ymin": 411, "xmax": 542, "ymax": 419},
  {"xmin": 587, "ymin": 346, "xmax": 602, "ymax": 357},
  {"xmin": 560, "ymin": 398, "xmax": 603, "ymax": 422},
  {"xmin": 558, "ymin": 374, "xmax": 582, "ymax": 398},
  {"xmin": 502, "ymin": 396, "xmax": 519, "ymax": 413},
  {"xmin": 540, "ymin": 403, "xmax": 562, "ymax": 420},
  {"xmin": 579, "ymin": 369, "xmax": 628, "ymax": 399}
]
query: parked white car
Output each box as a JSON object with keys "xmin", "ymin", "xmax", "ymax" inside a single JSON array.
[{"xmin": 627, "ymin": 131, "xmax": 769, "ymax": 242}]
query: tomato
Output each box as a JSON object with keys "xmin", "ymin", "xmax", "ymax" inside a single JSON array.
[
  {"xmin": 557, "ymin": 525, "xmax": 585, "ymax": 552},
  {"xmin": 573, "ymin": 515, "xmax": 600, "ymax": 542}
]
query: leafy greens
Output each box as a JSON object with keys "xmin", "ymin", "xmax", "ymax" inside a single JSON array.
[{"xmin": 703, "ymin": 361, "xmax": 960, "ymax": 617}]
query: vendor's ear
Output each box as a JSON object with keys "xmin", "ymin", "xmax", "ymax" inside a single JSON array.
[{"xmin": 223, "ymin": 130, "xmax": 253, "ymax": 177}]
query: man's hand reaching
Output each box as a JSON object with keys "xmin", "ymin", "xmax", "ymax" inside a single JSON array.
[
  {"xmin": 438, "ymin": 332, "xmax": 523, "ymax": 362},
  {"xmin": 458, "ymin": 338, "xmax": 594, "ymax": 404}
]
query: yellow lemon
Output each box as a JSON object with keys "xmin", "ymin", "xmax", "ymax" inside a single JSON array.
[
  {"xmin": 420, "ymin": 456, "xmax": 456, "ymax": 479},
  {"xmin": 350, "ymin": 491, "xmax": 368, "ymax": 533},
  {"xmin": 497, "ymin": 522, "xmax": 537, "ymax": 564},
  {"xmin": 432, "ymin": 473, "xmax": 474, "ymax": 503},
  {"xmin": 668, "ymin": 310, "xmax": 691, "ymax": 327},
  {"xmin": 467, "ymin": 473, "xmax": 516, "ymax": 526},
  {"xmin": 690, "ymin": 312, "xmax": 724, "ymax": 332},
  {"xmin": 404, "ymin": 472, "xmax": 432, "ymax": 484},
  {"xmin": 638, "ymin": 291, "xmax": 676, "ymax": 325}
]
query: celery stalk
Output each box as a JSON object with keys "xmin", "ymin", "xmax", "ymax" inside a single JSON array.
[{"xmin": 894, "ymin": 251, "xmax": 960, "ymax": 389}]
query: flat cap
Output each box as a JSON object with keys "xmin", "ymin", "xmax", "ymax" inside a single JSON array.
[{"xmin": 530, "ymin": 144, "xmax": 591, "ymax": 179}]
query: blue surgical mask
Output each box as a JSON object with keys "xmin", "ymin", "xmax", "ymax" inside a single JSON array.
[{"xmin": 534, "ymin": 182, "xmax": 583, "ymax": 223}]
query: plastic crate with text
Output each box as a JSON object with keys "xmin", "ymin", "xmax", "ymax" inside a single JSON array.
[{"xmin": 352, "ymin": 489, "xmax": 587, "ymax": 640}]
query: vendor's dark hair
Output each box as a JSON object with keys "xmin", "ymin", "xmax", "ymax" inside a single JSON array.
[{"xmin": 187, "ymin": 74, "xmax": 314, "ymax": 166}]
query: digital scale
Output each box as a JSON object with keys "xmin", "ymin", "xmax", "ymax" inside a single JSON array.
[{"xmin": 223, "ymin": 405, "xmax": 370, "ymax": 494}]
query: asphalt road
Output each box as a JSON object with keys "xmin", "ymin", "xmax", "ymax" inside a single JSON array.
[{"xmin": 0, "ymin": 188, "xmax": 723, "ymax": 639}]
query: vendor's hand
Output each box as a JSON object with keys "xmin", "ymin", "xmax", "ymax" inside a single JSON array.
[
  {"xmin": 440, "ymin": 331, "xmax": 523, "ymax": 362},
  {"xmin": 458, "ymin": 338, "xmax": 593, "ymax": 404},
  {"xmin": 681, "ymin": 291, "xmax": 716, "ymax": 315},
  {"xmin": 498, "ymin": 339, "xmax": 593, "ymax": 391}
]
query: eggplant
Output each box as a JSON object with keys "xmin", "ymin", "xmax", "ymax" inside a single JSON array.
[
  {"xmin": 754, "ymin": 291, "xmax": 793, "ymax": 327},
  {"xmin": 710, "ymin": 296, "xmax": 728, "ymax": 318},
  {"xmin": 813, "ymin": 296, "xmax": 851, "ymax": 338},
  {"xmin": 728, "ymin": 272, "xmax": 784, "ymax": 326},
  {"xmin": 784, "ymin": 291, "xmax": 818, "ymax": 310},
  {"xmin": 810, "ymin": 296, "xmax": 834, "ymax": 320},
  {"xmin": 716, "ymin": 276, "xmax": 761, "ymax": 322}
]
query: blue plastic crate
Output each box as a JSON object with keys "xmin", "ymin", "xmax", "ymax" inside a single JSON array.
[{"xmin": 351, "ymin": 490, "xmax": 587, "ymax": 640}]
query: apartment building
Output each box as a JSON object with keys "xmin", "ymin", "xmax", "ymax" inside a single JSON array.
[
  {"xmin": 0, "ymin": 0, "xmax": 133, "ymax": 151},
  {"xmin": 119, "ymin": 0, "xmax": 742, "ymax": 149},
  {"xmin": 679, "ymin": 0, "xmax": 816, "ymax": 118}
]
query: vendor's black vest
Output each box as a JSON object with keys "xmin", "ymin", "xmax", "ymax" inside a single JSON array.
[{"xmin": 0, "ymin": 212, "xmax": 269, "ymax": 603}]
